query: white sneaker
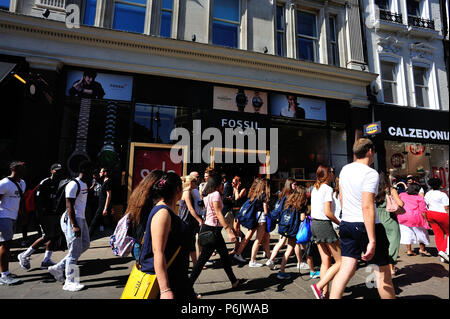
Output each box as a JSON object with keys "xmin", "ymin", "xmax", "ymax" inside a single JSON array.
[
  {"xmin": 48, "ymin": 265, "xmax": 65, "ymax": 282},
  {"xmin": 297, "ymin": 262, "xmax": 309, "ymax": 270},
  {"xmin": 438, "ymin": 251, "xmax": 449, "ymax": 262},
  {"xmin": 265, "ymin": 259, "xmax": 276, "ymax": 270},
  {"xmin": 0, "ymin": 274, "xmax": 21, "ymax": 285},
  {"xmin": 63, "ymin": 281, "xmax": 85, "ymax": 292},
  {"xmin": 18, "ymin": 252, "xmax": 31, "ymax": 270},
  {"xmin": 233, "ymin": 254, "xmax": 246, "ymax": 263},
  {"xmin": 204, "ymin": 261, "xmax": 214, "ymax": 266},
  {"xmin": 249, "ymin": 261, "xmax": 264, "ymax": 268}
]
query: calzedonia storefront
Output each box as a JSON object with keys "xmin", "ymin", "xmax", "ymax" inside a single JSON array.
[{"xmin": 371, "ymin": 105, "xmax": 450, "ymax": 195}]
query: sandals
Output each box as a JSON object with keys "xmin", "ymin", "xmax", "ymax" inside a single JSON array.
[
  {"xmin": 419, "ymin": 251, "xmax": 432, "ymax": 257},
  {"xmin": 406, "ymin": 252, "xmax": 416, "ymax": 256},
  {"xmin": 391, "ymin": 267, "xmax": 399, "ymax": 276},
  {"xmin": 232, "ymin": 278, "xmax": 248, "ymax": 289}
]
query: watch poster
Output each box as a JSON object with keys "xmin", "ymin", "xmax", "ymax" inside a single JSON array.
[
  {"xmin": 213, "ymin": 86, "xmax": 268, "ymax": 115},
  {"xmin": 270, "ymin": 93, "xmax": 327, "ymax": 121}
]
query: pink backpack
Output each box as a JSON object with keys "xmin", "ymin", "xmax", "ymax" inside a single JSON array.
[{"xmin": 110, "ymin": 213, "xmax": 135, "ymax": 257}]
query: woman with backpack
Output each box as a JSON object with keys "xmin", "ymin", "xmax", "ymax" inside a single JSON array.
[
  {"xmin": 189, "ymin": 172, "xmax": 247, "ymax": 289},
  {"xmin": 178, "ymin": 175, "xmax": 203, "ymax": 267},
  {"xmin": 276, "ymin": 185, "xmax": 309, "ymax": 279},
  {"xmin": 229, "ymin": 175, "xmax": 247, "ymax": 255},
  {"xmin": 310, "ymin": 165, "xmax": 341, "ymax": 299},
  {"xmin": 233, "ymin": 178, "xmax": 272, "ymax": 268},
  {"xmin": 266, "ymin": 178, "xmax": 308, "ymax": 271},
  {"xmin": 139, "ymin": 172, "xmax": 197, "ymax": 299}
]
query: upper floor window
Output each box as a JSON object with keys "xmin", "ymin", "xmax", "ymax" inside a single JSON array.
[
  {"xmin": 297, "ymin": 11, "xmax": 318, "ymax": 62},
  {"xmin": 212, "ymin": 0, "xmax": 240, "ymax": 48},
  {"xmin": 113, "ymin": 0, "xmax": 147, "ymax": 34},
  {"xmin": 413, "ymin": 66, "xmax": 429, "ymax": 107},
  {"xmin": 407, "ymin": 0, "xmax": 421, "ymax": 17},
  {"xmin": 380, "ymin": 61, "xmax": 398, "ymax": 104},
  {"xmin": 375, "ymin": 0, "xmax": 389, "ymax": 10},
  {"xmin": 160, "ymin": 0, "xmax": 173, "ymax": 37},
  {"xmin": 0, "ymin": 0, "xmax": 9, "ymax": 10},
  {"xmin": 83, "ymin": 0, "xmax": 97, "ymax": 26},
  {"xmin": 276, "ymin": 4, "xmax": 286, "ymax": 57},
  {"xmin": 328, "ymin": 16, "xmax": 339, "ymax": 66}
]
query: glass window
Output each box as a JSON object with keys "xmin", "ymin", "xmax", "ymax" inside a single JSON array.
[
  {"xmin": 113, "ymin": 0, "xmax": 147, "ymax": 34},
  {"xmin": 212, "ymin": 0, "xmax": 240, "ymax": 48},
  {"xmin": 83, "ymin": 0, "xmax": 97, "ymax": 26},
  {"xmin": 0, "ymin": 0, "xmax": 9, "ymax": 10},
  {"xmin": 297, "ymin": 11, "xmax": 318, "ymax": 62},
  {"xmin": 375, "ymin": 0, "xmax": 389, "ymax": 10},
  {"xmin": 276, "ymin": 4, "xmax": 286, "ymax": 57},
  {"xmin": 380, "ymin": 62, "xmax": 397, "ymax": 104},
  {"xmin": 133, "ymin": 104, "xmax": 177, "ymax": 144},
  {"xmin": 413, "ymin": 66, "xmax": 429, "ymax": 107},
  {"xmin": 407, "ymin": 0, "xmax": 421, "ymax": 16},
  {"xmin": 329, "ymin": 16, "xmax": 339, "ymax": 66},
  {"xmin": 160, "ymin": 0, "xmax": 173, "ymax": 37}
]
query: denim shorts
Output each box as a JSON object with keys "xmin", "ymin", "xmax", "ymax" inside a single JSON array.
[
  {"xmin": 339, "ymin": 221, "xmax": 390, "ymax": 267},
  {"xmin": 0, "ymin": 218, "xmax": 16, "ymax": 243}
]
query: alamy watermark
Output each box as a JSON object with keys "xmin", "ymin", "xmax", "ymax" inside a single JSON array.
[{"xmin": 65, "ymin": 4, "xmax": 80, "ymax": 29}]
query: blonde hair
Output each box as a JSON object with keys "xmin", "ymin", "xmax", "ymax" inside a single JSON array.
[
  {"xmin": 247, "ymin": 177, "xmax": 270, "ymax": 204},
  {"xmin": 284, "ymin": 185, "xmax": 307, "ymax": 211},
  {"xmin": 181, "ymin": 175, "xmax": 197, "ymax": 191}
]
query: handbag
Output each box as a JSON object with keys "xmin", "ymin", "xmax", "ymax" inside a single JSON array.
[
  {"xmin": 121, "ymin": 245, "xmax": 181, "ymax": 299},
  {"xmin": 386, "ymin": 193, "xmax": 406, "ymax": 215},
  {"xmin": 296, "ymin": 216, "xmax": 311, "ymax": 244},
  {"xmin": 198, "ymin": 227, "xmax": 217, "ymax": 247}
]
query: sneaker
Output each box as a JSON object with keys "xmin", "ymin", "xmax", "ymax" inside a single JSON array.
[
  {"xmin": 311, "ymin": 284, "xmax": 324, "ymax": 299},
  {"xmin": 0, "ymin": 274, "xmax": 21, "ymax": 285},
  {"xmin": 438, "ymin": 251, "xmax": 449, "ymax": 263},
  {"xmin": 440, "ymin": 257, "xmax": 445, "ymax": 263},
  {"xmin": 40, "ymin": 259, "xmax": 56, "ymax": 269},
  {"xmin": 262, "ymin": 252, "xmax": 266, "ymax": 258},
  {"xmin": 204, "ymin": 261, "xmax": 214, "ymax": 267},
  {"xmin": 17, "ymin": 252, "xmax": 31, "ymax": 270},
  {"xmin": 297, "ymin": 262, "xmax": 309, "ymax": 270},
  {"xmin": 265, "ymin": 259, "xmax": 276, "ymax": 270},
  {"xmin": 63, "ymin": 281, "xmax": 85, "ymax": 292},
  {"xmin": 249, "ymin": 261, "xmax": 264, "ymax": 268},
  {"xmin": 48, "ymin": 265, "xmax": 65, "ymax": 282},
  {"xmin": 310, "ymin": 271, "xmax": 320, "ymax": 279},
  {"xmin": 277, "ymin": 271, "xmax": 291, "ymax": 280},
  {"xmin": 233, "ymin": 254, "xmax": 246, "ymax": 263}
]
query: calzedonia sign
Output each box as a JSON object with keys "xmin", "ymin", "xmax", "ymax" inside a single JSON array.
[{"xmin": 388, "ymin": 126, "xmax": 450, "ymax": 141}]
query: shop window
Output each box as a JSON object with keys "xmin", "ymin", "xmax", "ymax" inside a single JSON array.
[
  {"xmin": 160, "ymin": 0, "xmax": 173, "ymax": 37},
  {"xmin": 380, "ymin": 61, "xmax": 398, "ymax": 104},
  {"xmin": 113, "ymin": 0, "xmax": 147, "ymax": 34},
  {"xmin": 133, "ymin": 104, "xmax": 178, "ymax": 144},
  {"xmin": 297, "ymin": 11, "xmax": 318, "ymax": 62},
  {"xmin": 83, "ymin": 0, "xmax": 97, "ymax": 26},
  {"xmin": 212, "ymin": 0, "xmax": 240, "ymax": 48},
  {"xmin": 276, "ymin": 4, "xmax": 286, "ymax": 57},
  {"xmin": 413, "ymin": 66, "xmax": 429, "ymax": 108},
  {"xmin": 328, "ymin": 16, "xmax": 339, "ymax": 66}
]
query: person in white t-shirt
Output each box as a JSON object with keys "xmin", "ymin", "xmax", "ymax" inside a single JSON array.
[
  {"xmin": 424, "ymin": 178, "xmax": 449, "ymax": 262},
  {"xmin": 48, "ymin": 161, "xmax": 93, "ymax": 292},
  {"xmin": 0, "ymin": 161, "xmax": 26, "ymax": 286},
  {"xmin": 330, "ymin": 138, "xmax": 395, "ymax": 299},
  {"xmin": 310, "ymin": 165, "xmax": 341, "ymax": 299}
]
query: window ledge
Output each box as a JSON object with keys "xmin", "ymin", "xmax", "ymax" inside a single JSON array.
[{"xmin": 34, "ymin": 0, "xmax": 66, "ymax": 12}]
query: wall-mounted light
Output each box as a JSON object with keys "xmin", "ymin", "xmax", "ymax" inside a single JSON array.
[{"xmin": 42, "ymin": 9, "xmax": 50, "ymax": 18}]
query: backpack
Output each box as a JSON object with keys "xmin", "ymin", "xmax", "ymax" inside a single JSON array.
[
  {"xmin": 296, "ymin": 216, "xmax": 312, "ymax": 244},
  {"xmin": 236, "ymin": 198, "xmax": 260, "ymax": 230},
  {"xmin": 54, "ymin": 178, "xmax": 80, "ymax": 216},
  {"xmin": 278, "ymin": 207, "xmax": 301, "ymax": 238},
  {"xmin": 110, "ymin": 213, "xmax": 135, "ymax": 257},
  {"xmin": 267, "ymin": 196, "xmax": 286, "ymax": 232},
  {"xmin": 24, "ymin": 184, "xmax": 39, "ymax": 213}
]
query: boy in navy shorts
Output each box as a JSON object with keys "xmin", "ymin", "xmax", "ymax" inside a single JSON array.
[{"xmin": 330, "ymin": 138, "xmax": 395, "ymax": 299}]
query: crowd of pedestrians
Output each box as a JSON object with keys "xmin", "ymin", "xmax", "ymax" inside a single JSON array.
[{"xmin": 0, "ymin": 137, "xmax": 448, "ymax": 299}]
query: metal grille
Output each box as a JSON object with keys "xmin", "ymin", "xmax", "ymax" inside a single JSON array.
[
  {"xmin": 408, "ymin": 15, "xmax": 435, "ymax": 30},
  {"xmin": 379, "ymin": 9, "xmax": 403, "ymax": 24}
]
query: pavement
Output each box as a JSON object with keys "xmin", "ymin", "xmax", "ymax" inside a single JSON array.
[{"xmin": 0, "ymin": 228, "xmax": 448, "ymax": 300}]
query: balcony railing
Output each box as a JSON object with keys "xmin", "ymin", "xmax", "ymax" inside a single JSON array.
[
  {"xmin": 408, "ymin": 15, "xmax": 435, "ymax": 30},
  {"xmin": 35, "ymin": 0, "xmax": 66, "ymax": 11},
  {"xmin": 379, "ymin": 9, "xmax": 403, "ymax": 24}
]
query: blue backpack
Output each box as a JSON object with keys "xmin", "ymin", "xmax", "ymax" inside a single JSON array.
[
  {"xmin": 237, "ymin": 198, "xmax": 260, "ymax": 230},
  {"xmin": 296, "ymin": 216, "xmax": 312, "ymax": 244},
  {"xmin": 278, "ymin": 207, "xmax": 301, "ymax": 238},
  {"xmin": 266, "ymin": 197, "xmax": 285, "ymax": 233}
]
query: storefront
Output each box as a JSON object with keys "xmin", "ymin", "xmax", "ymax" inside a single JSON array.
[{"xmin": 371, "ymin": 104, "xmax": 450, "ymax": 194}]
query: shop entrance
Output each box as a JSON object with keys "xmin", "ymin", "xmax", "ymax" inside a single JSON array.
[{"xmin": 210, "ymin": 147, "xmax": 270, "ymax": 189}]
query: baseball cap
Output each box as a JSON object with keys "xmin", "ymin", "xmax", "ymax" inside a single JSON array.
[{"xmin": 51, "ymin": 163, "xmax": 63, "ymax": 171}]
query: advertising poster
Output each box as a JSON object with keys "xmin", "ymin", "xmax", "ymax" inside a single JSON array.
[
  {"xmin": 270, "ymin": 93, "xmax": 327, "ymax": 121},
  {"xmin": 213, "ymin": 86, "xmax": 268, "ymax": 114},
  {"xmin": 66, "ymin": 69, "xmax": 133, "ymax": 101}
]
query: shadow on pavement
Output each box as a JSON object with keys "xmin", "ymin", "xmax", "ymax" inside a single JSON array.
[{"xmin": 78, "ymin": 256, "xmax": 134, "ymax": 277}]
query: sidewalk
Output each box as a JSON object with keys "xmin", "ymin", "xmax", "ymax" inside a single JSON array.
[{"xmin": 0, "ymin": 229, "xmax": 448, "ymax": 299}]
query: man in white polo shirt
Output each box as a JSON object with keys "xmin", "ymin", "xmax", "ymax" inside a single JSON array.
[{"xmin": 330, "ymin": 138, "xmax": 395, "ymax": 299}]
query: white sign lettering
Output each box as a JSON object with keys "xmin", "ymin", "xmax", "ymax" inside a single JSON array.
[{"xmin": 388, "ymin": 127, "xmax": 450, "ymax": 141}]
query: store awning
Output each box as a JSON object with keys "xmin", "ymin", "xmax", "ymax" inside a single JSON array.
[{"xmin": 0, "ymin": 61, "xmax": 16, "ymax": 83}]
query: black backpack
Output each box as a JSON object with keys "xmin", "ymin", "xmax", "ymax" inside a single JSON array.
[{"xmin": 54, "ymin": 178, "xmax": 80, "ymax": 216}]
